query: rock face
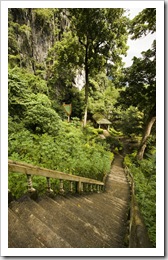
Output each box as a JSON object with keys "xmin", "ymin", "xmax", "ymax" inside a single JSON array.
[
  {"xmin": 74, "ymin": 69, "xmax": 85, "ymax": 90},
  {"xmin": 8, "ymin": 8, "xmax": 84, "ymax": 90},
  {"xmin": 8, "ymin": 8, "xmax": 68, "ymax": 72},
  {"xmin": 8, "ymin": 155, "xmax": 130, "ymax": 248}
]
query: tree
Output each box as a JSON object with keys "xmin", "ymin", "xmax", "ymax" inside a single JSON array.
[
  {"xmin": 129, "ymin": 8, "xmax": 156, "ymax": 39},
  {"xmin": 85, "ymin": 72, "xmax": 120, "ymax": 122},
  {"xmin": 130, "ymin": 8, "xmax": 156, "ymax": 160},
  {"xmin": 69, "ymin": 8, "xmax": 129, "ymax": 126},
  {"xmin": 118, "ymin": 8, "xmax": 156, "ymax": 159},
  {"xmin": 119, "ymin": 44, "xmax": 156, "ymax": 160},
  {"xmin": 46, "ymin": 30, "xmax": 82, "ymax": 109}
]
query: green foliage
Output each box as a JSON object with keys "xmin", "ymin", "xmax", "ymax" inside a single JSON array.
[
  {"xmin": 69, "ymin": 8, "xmax": 129, "ymax": 124},
  {"xmin": 97, "ymin": 128, "xmax": 104, "ymax": 134},
  {"xmin": 129, "ymin": 8, "xmax": 156, "ymax": 39},
  {"xmin": 8, "ymin": 11, "xmax": 156, "ymax": 243},
  {"xmin": 8, "ymin": 66, "xmax": 61, "ymax": 135},
  {"xmin": 124, "ymin": 152, "xmax": 156, "ymax": 247},
  {"xmin": 88, "ymin": 73, "xmax": 120, "ymax": 119},
  {"xmin": 116, "ymin": 106, "xmax": 144, "ymax": 136},
  {"xmin": 9, "ymin": 117, "xmax": 113, "ymax": 198},
  {"xmin": 118, "ymin": 42, "xmax": 156, "ymax": 116},
  {"xmin": 8, "ymin": 174, "xmax": 28, "ymax": 199},
  {"xmin": 105, "ymin": 136, "xmax": 123, "ymax": 153},
  {"xmin": 70, "ymin": 8, "xmax": 129, "ymax": 71},
  {"xmin": 108, "ymin": 127, "xmax": 123, "ymax": 137},
  {"xmin": 23, "ymin": 93, "xmax": 61, "ymax": 135},
  {"xmin": 117, "ymin": 39, "xmax": 156, "ymax": 158}
]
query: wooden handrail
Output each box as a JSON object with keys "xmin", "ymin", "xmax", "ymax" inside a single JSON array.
[
  {"xmin": 8, "ymin": 160, "xmax": 104, "ymax": 194},
  {"xmin": 125, "ymin": 166, "xmax": 152, "ymax": 248},
  {"xmin": 8, "ymin": 160, "xmax": 104, "ymax": 185}
]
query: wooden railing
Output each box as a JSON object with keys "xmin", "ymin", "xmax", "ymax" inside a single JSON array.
[
  {"xmin": 125, "ymin": 166, "xmax": 152, "ymax": 248},
  {"xmin": 8, "ymin": 160, "xmax": 104, "ymax": 194}
]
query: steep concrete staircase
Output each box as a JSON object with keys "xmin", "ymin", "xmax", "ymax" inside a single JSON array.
[{"xmin": 8, "ymin": 155, "xmax": 130, "ymax": 248}]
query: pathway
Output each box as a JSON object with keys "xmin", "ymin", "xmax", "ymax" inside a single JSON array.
[{"xmin": 8, "ymin": 154, "xmax": 130, "ymax": 248}]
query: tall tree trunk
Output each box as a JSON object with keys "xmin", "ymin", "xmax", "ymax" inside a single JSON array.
[
  {"xmin": 137, "ymin": 111, "xmax": 156, "ymax": 160},
  {"xmin": 83, "ymin": 44, "xmax": 89, "ymax": 127}
]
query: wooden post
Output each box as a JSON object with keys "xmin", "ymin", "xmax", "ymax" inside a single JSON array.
[
  {"xmin": 46, "ymin": 177, "xmax": 53, "ymax": 193},
  {"xmin": 59, "ymin": 179, "xmax": 64, "ymax": 194},
  {"xmin": 26, "ymin": 174, "xmax": 36, "ymax": 192}
]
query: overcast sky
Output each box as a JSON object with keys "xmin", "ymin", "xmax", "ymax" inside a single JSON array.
[{"xmin": 122, "ymin": 8, "xmax": 156, "ymax": 67}]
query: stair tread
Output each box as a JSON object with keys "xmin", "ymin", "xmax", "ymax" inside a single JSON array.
[
  {"xmin": 42, "ymin": 195, "xmax": 126, "ymax": 246},
  {"xmin": 8, "ymin": 208, "xmax": 46, "ymax": 248},
  {"xmin": 9, "ymin": 201, "xmax": 72, "ymax": 248},
  {"xmin": 38, "ymin": 195, "xmax": 113, "ymax": 247},
  {"xmin": 8, "ymin": 155, "xmax": 130, "ymax": 248}
]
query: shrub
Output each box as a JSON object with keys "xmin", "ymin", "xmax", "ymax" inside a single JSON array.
[
  {"xmin": 9, "ymin": 119, "xmax": 113, "ymax": 198},
  {"xmin": 106, "ymin": 136, "xmax": 123, "ymax": 152},
  {"xmin": 124, "ymin": 152, "xmax": 156, "ymax": 247}
]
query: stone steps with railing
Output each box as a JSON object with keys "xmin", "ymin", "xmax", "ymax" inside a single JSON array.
[{"xmin": 8, "ymin": 155, "xmax": 131, "ymax": 248}]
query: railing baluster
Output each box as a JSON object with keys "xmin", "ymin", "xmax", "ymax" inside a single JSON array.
[
  {"xmin": 85, "ymin": 183, "xmax": 89, "ymax": 192},
  {"xmin": 9, "ymin": 160, "xmax": 105, "ymax": 196},
  {"xmin": 70, "ymin": 181, "xmax": 73, "ymax": 192},
  {"xmin": 59, "ymin": 179, "xmax": 64, "ymax": 194},
  {"xmin": 90, "ymin": 184, "xmax": 93, "ymax": 192},
  {"xmin": 26, "ymin": 174, "xmax": 36, "ymax": 192},
  {"xmin": 81, "ymin": 182, "xmax": 83, "ymax": 193},
  {"xmin": 97, "ymin": 185, "xmax": 100, "ymax": 193},
  {"xmin": 77, "ymin": 181, "xmax": 83, "ymax": 193},
  {"xmin": 46, "ymin": 177, "xmax": 53, "ymax": 193}
]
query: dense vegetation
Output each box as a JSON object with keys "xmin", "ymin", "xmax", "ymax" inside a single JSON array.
[
  {"xmin": 8, "ymin": 8, "xmax": 156, "ymax": 246},
  {"xmin": 124, "ymin": 149, "xmax": 156, "ymax": 247}
]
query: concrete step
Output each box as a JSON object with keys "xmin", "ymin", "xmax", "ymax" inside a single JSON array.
[
  {"xmin": 52, "ymin": 193, "xmax": 127, "ymax": 247},
  {"xmin": 9, "ymin": 200, "xmax": 72, "ymax": 248},
  {"xmin": 38, "ymin": 195, "xmax": 111, "ymax": 248},
  {"xmin": 24, "ymin": 195, "xmax": 103, "ymax": 248},
  {"xmin": 8, "ymin": 208, "xmax": 45, "ymax": 248}
]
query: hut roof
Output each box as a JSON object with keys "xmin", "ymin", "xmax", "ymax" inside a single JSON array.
[{"xmin": 96, "ymin": 118, "xmax": 112, "ymax": 125}]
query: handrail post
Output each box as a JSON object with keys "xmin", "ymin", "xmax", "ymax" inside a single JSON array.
[
  {"xmin": 46, "ymin": 177, "xmax": 53, "ymax": 193},
  {"xmin": 26, "ymin": 174, "xmax": 36, "ymax": 192},
  {"xmin": 59, "ymin": 179, "xmax": 64, "ymax": 194}
]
